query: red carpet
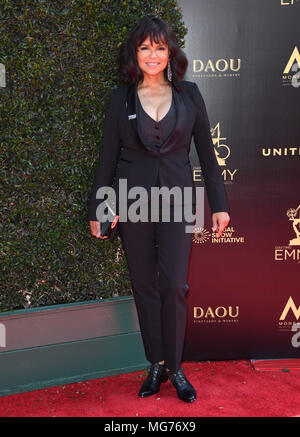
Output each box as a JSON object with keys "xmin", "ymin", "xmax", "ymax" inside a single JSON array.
[{"xmin": 0, "ymin": 360, "xmax": 299, "ymax": 417}]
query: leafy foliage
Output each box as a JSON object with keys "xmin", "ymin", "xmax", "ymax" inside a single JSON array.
[{"xmin": 0, "ymin": 0, "xmax": 187, "ymax": 312}]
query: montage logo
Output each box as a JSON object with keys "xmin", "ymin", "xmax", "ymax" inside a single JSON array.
[
  {"xmin": 282, "ymin": 46, "xmax": 300, "ymax": 88},
  {"xmin": 278, "ymin": 296, "xmax": 300, "ymax": 331},
  {"xmin": 274, "ymin": 205, "xmax": 300, "ymax": 262}
]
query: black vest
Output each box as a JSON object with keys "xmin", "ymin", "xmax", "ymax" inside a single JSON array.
[{"xmin": 136, "ymin": 92, "xmax": 176, "ymax": 186}]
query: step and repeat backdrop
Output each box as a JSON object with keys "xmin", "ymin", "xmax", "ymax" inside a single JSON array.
[{"xmin": 180, "ymin": 0, "xmax": 300, "ymax": 360}]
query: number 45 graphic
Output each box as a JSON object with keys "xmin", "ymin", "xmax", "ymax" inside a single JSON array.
[{"xmin": 211, "ymin": 123, "xmax": 230, "ymax": 166}]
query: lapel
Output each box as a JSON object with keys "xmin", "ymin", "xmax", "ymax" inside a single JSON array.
[{"xmin": 125, "ymin": 81, "xmax": 188, "ymax": 154}]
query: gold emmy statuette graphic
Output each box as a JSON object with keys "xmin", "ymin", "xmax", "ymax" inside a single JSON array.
[{"xmin": 287, "ymin": 206, "xmax": 300, "ymax": 246}]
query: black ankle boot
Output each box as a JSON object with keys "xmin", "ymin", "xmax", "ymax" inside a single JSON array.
[
  {"xmin": 166, "ymin": 368, "xmax": 197, "ymax": 403},
  {"xmin": 138, "ymin": 362, "xmax": 168, "ymax": 397}
]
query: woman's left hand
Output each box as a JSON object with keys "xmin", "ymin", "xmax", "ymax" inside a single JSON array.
[{"xmin": 212, "ymin": 212, "xmax": 230, "ymax": 238}]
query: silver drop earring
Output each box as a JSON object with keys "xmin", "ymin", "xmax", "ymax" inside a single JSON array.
[{"xmin": 167, "ymin": 58, "xmax": 172, "ymax": 82}]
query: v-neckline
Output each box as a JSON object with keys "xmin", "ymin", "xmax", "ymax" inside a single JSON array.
[{"xmin": 137, "ymin": 87, "xmax": 173, "ymax": 123}]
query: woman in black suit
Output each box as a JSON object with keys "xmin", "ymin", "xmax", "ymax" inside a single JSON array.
[{"xmin": 88, "ymin": 15, "xmax": 230, "ymax": 403}]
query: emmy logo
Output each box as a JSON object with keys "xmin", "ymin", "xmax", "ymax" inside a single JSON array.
[{"xmin": 287, "ymin": 206, "xmax": 300, "ymax": 246}]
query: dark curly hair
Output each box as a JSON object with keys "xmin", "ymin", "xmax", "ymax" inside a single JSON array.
[{"xmin": 118, "ymin": 15, "xmax": 188, "ymax": 90}]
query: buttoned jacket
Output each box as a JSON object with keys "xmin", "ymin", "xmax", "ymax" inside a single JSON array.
[{"xmin": 88, "ymin": 80, "xmax": 229, "ymax": 221}]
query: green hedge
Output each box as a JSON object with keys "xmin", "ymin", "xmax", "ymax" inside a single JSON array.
[{"xmin": 0, "ymin": 0, "xmax": 187, "ymax": 312}]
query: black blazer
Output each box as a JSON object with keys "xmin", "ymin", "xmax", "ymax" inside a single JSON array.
[{"xmin": 88, "ymin": 80, "xmax": 229, "ymax": 221}]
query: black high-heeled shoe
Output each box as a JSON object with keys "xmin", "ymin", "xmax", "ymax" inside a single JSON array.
[
  {"xmin": 138, "ymin": 362, "xmax": 168, "ymax": 397},
  {"xmin": 166, "ymin": 368, "xmax": 197, "ymax": 403}
]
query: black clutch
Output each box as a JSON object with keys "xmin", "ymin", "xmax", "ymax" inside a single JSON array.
[
  {"xmin": 99, "ymin": 198, "xmax": 119, "ymax": 242},
  {"xmin": 97, "ymin": 156, "xmax": 123, "ymax": 242}
]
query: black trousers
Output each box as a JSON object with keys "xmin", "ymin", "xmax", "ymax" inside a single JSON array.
[{"xmin": 118, "ymin": 201, "xmax": 195, "ymax": 373}]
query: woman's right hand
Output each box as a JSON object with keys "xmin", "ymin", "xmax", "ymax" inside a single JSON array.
[{"xmin": 89, "ymin": 220, "xmax": 108, "ymax": 239}]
